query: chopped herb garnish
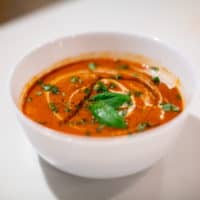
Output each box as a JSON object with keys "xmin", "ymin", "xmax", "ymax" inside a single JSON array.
[
  {"xmin": 50, "ymin": 86, "xmax": 59, "ymax": 94},
  {"xmin": 26, "ymin": 97, "xmax": 32, "ymax": 102},
  {"xmin": 84, "ymin": 88, "xmax": 91, "ymax": 95},
  {"xmin": 134, "ymin": 91, "xmax": 143, "ymax": 97},
  {"xmin": 70, "ymin": 76, "xmax": 81, "ymax": 84},
  {"xmin": 94, "ymin": 81, "xmax": 108, "ymax": 93},
  {"xmin": 89, "ymin": 101, "xmax": 127, "ymax": 128},
  {"xmin": 49, "ymin": 102, "xmax": 58, "ymax": 113},
  {"xmin": 152, "ymin": 76, "xmax": 160, "ymax": 84},
  {"xmin": 118, "ymin": 64, "xmax": 129, "ymax": 70},
  {"xmin": 150, "ymin": 66, "xmax": 159, "ymax": 71},
  {"xmin": 114, "ymin": 74, "xmax": 122, "ymax": 80},
  {"xmin": 42, "ymin": 84, "xmax": 51, "ymax": 91},
  {"xmin": 136, "ymin": 122, "xmax": 151, "ymax": 132},
  {"xmin": 36, "ymin": 91, "xmax": 43, "ymax": 96},
  {"xmin": 109, "ymin": 83, "xmax": 117, "ymax": 89},
  {"xmin": 42, "ymin": 84, "xmax": 59, "ymax": 94},
  {"xmin": 88, "ymin": 92, "xmax": 131, "ymax": 128},
  {"xmin": 160, "ymin": 103, "xmax": 180, "ymax": 112},
  {"xmin": 88, "ymin": 62, "xmax": 96, "ymax": 71}
]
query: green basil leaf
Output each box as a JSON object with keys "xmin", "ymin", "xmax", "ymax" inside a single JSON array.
[
  {"xmin": 90, "ymin": 92, "xmax": 130, "ymax": 108},
  {"xmin": 89, "ymin": 101, "xmax": 127, "ymax": 128}
]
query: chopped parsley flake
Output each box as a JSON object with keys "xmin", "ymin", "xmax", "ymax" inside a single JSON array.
[
  {"xmin": 70, "ymin": 76, "xmax": 82, "ymax": 84},
  {"xmin": 114, "ymin": 74, "xmax": 122, "ymax": 80},
  {"xmin": 109, "ymin": 83, "xmax": 117, "ymax": 89},
  {"xmin": 42, "ymin": 84, "xmax": 59, "ymax": 94},
  {"xmin": 136, "ymin": 122, "xmax": 151, "ymax": 132},
  {"xmin": 152, "ymin": 76, "xmax": 160, "ymax": 84},
  {"xmin": 161, "ymin": 103, "xmax": 180, "ymax": 112},
  {"xmin": 94, "ymin": 81, "xmax": 108, "ymax": 93},
  {"xmin": 84, "ymin": 88, "xmax": 91, "ymax": 95},
  {"xmin": 88, "ymin": 62, "xmax": 96, "ymax": 71},
  {"xmin": 49, "ymin": 102, "xmax": 58, "ymax": 113}
]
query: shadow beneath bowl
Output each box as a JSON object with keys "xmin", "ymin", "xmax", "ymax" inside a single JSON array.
[
  {"xmin": 37, "ymin": 113, "xmax": 200, "ymax": 200},
  {"xmin": 39, "ymin": 157, "xmax": 165, "ymax": 200},
  {"xmin": 159, "ymin": 114, "xmax": 200, "ymax": 199}
]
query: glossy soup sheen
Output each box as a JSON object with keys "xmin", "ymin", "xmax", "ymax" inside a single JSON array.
[{"xmin": 22, "ymin": 57, "xmax": 183, "ymax": 137}]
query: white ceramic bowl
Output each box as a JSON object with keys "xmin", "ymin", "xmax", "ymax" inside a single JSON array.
[{"xmin": 9, "ymin": 32, "xmax": 198, "ymax": 179}]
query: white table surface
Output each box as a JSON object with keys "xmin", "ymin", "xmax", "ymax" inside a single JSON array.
[{"xmin": 0, "ymin": 0, "xmax": 200, "ymax": 199}]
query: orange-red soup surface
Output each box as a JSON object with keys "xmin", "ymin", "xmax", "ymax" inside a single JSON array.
[{"xmin": 22, "ymin": 57, "xmax": 183, "ymax": 137}]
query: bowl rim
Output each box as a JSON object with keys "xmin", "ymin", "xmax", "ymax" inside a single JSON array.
[{"xmin": 8, "ymin": 31, "xmax": 198, "ymax": 145}]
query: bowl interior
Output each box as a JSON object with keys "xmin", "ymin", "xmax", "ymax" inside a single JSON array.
[{"xmin": 10, "ymin": 32, "xmax": 197, "ymax": 110}]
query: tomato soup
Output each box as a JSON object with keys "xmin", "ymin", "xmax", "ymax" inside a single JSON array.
[{"xmin": 21, "ymin": 56, "xmax": 183, "ymax": 137}]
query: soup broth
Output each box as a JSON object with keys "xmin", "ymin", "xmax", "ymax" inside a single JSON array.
[{"xmin": 21, "ymin": 56, "xmax": 183, "ymax": 137}]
